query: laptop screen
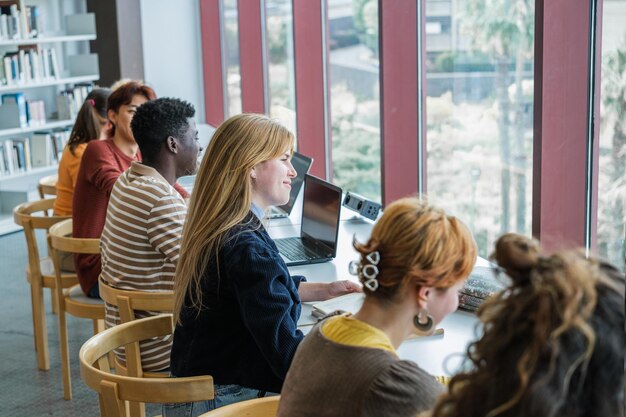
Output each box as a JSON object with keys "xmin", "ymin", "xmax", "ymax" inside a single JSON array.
[
  {"xmin": 276, "ymin": 152, "xmax": 313, "ymax": 214},
  {"xmin": 301, "ymin": 174, "xmax": 342, "ymax": 255}
]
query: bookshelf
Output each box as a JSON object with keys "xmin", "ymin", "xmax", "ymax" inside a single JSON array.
[{"xmin": 0, "ymin": 0, "xmax": 99, "ymax": 236}]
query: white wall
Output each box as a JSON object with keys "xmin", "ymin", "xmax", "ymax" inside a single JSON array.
[{"xmin": 139, "ymin": 0, "xmax": 207, "ymax": 130}]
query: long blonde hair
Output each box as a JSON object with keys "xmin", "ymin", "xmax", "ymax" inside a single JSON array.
[{"xmin": 174, "ymin": 113, "xmax": 294, "ymax": 324}]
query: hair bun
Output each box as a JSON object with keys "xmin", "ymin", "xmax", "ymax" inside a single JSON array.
[{"xmin": 492, "ymin": 233, "xmax": 540, "ymax": 281}]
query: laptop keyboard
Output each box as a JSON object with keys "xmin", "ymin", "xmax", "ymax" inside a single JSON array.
[{"xmin": 276, "ymin": 237, "xmax": 320, "ymax": 261}]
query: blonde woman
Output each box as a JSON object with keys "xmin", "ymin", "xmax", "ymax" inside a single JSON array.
[
  {"xmin": 164, "ymin": 114, "xmax": 360, "ymax": 416},
  {"xmin": 278, "ymin": 197, "xmax": 477, "ymax": 417}
]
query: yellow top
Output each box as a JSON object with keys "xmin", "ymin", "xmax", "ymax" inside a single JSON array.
[
  {"xmin": 321, "ymin": 314, "xmax": 451, "ymax": 386},
  {"xmin": 53, "ymin": 143, "xmax": 87, "ymax": 216},
  {"xmin": 321, "ymin": 315, "xmax": 396, "ymax": 354}
]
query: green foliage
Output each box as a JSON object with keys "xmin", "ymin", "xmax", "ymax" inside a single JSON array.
[
  {"xmin": 267, "ymin": 17, "xmax": 288, "ymax": 62},
  {"xmin": 598, "ymin": 36, "xmax": 626, "ymax": 269},
  {"xmin": 461, "ymin": 0, "xmax": 534, "ymax": 58},
  {"xmin": 433, "ymin": 51, "xmax": 495, "ymax": 73}
]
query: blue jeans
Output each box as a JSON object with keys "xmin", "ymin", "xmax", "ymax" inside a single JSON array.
[{"xmin": 162, "ymin": 383, "xmax": 276, "ymax": 417}]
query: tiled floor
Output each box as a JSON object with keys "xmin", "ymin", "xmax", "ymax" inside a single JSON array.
[{"xmin": 0, "ymin": 230, "xmax": 160, "ymax": 416}]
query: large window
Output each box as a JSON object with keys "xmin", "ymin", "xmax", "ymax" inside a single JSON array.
[
  {"xmin": 425, "ymin": 0, "xmax": 534, "ymax": 257},
  {"xmin": 222, "ymin": 0, "xmax": 242, "ymax": 117},
  {"xmin": 265, "ymin": 0, "xmax": 297, "ymax": 133},
  {"xmin": 328, "ymin": 0, "xmax": 381, "ymax": 203},
  {"xmin": 598, "ymin": 0, "xmax": 626, "ymax": 270}
]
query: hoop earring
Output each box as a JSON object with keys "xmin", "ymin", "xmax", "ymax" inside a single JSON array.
[{"xmin": 413, "ymin": 311, "xmax": 434, "ymax": 334}]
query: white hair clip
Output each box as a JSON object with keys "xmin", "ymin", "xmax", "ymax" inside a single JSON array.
[{"xmin": 348, "ymin": 251, "xmax": 380, "ymax": 291}]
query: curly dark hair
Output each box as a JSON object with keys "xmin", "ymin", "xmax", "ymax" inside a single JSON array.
[
  {"xmin": 430, "ymin": 233, "xmax": 626, "ymax": 417},
  {"xmin": 130, "ymin": 97, "xmax": 195, "ymax": 164}
]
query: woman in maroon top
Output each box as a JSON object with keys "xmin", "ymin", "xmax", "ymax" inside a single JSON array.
[{"xmin": 72, "ymin": 81, "xmax": 190, "ymax": 298}]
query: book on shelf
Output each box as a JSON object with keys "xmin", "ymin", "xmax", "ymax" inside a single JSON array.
[
  {"xmin": 2, "ymin": 138, "xmax": 14, "ymax": 173},
  {"xmin": 0, "ymin": 5, "xmax": 20, "ymax": 41},
  {"xmin": 12, "ymin": 136, "xmax": 30, "ymax": 171},
  {"xmin": 31, "ymin": 129, "xmax": 69, "ymax": 167},
  {"xmin": 0, "ymin": 4, "xmax": 41, "ymax": 41},
  {"xmin": 30, "ymin": 132, "xmax": 53, "ymax": 168},
  {"xmin": 24, "ymin": 6, "xmax": 41, "ymax": 38},
  {"xmin": 26, "ymin": 100, "xmax": 45, "ymax": 126},
  {"xmin": 57, "ymin": 83, "xmax": 93, "ymax": 120},
  {"xmin": 2, "ymin": 92, "xmax": 27, "ymax": 127},
  {"xmin": 1, "ymin": 46, "xmax": 59, "ymax": 85},
  {"xmin": 0, "ymin": 128, "xmax": 69, "ymax": 176}
]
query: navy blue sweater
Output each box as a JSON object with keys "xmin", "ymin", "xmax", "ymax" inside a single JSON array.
[{"xmin": 170, "ymin": 214, "xmax": 306, "ymax": 392}]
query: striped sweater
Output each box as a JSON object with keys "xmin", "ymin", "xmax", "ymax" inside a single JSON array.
[{"xmin": 100, "ymin": 162, "xmax": 186, "ymax": 372}]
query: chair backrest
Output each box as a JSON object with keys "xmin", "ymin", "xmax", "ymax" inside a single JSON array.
[
  {"xmin": 198, "ymin": 396, "xmax": 280, "ymax": 417},
  {"xmin": 38, "ymin": 174, "xmax": 58, "ymax": 198},
  {"xmin": 13, "ymin": 199, "xmax": 70, "ymax": 276},
  {"xmin": 48, "ymin": 218, "xmax": 100, "ymax": 255},
  {"xmin": 99, "ymin": 278, "xmax": 174, "ymax": 323},
  {"xmin": 98, "ymin": 278, "xmax": 174, "ymax": 377},
  {"xmin": 79, "ymin": 315, "xmax": 214, "ymax": 417}
]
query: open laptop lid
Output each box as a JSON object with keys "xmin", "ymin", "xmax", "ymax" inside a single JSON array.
[
  {"xmin": 300, "ymin": 174, "xmax": 342, "ymax": 257},
  {"xmin": 275, "ymin": 151, "xmax": 313, "ymax": 215}
]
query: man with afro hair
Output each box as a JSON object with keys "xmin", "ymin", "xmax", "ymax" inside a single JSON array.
[{"xmin": 100, "ymin": 97, "xmax": 202, "ymax": 372}]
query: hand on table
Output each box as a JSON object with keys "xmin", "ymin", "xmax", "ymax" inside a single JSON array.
[
  {"xmin": 298, "ymin": 280, "xmax": 362, "ymax": 302},
  {"xmin": 326, "ymin": 280, "xmax": 362, "ymax": 298}
]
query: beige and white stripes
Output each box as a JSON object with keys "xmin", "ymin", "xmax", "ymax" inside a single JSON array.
[{"xmin": 100, "ymin": 162, "xmax": 186, "ymax": 372}]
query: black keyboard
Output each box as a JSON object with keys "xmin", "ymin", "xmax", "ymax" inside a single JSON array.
[{"xmin": 276, "ymin": 237, "xmax": 320, "ymax": 261}]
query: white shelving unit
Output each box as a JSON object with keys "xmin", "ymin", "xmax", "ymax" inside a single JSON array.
[
  {"xmin": 0, "ymin": 118, "xmax": 73, "ymax": 135},
  {"xmin": 0, "ymin": 1, "xmax": 99, "ymax": 235},
  {"xmin": 0, "ymin": 33, "xmax": 96, "ymax": 46},
  {"xmin": 0, "ymin": 74, "xmax": 99, "ymax": 92}
]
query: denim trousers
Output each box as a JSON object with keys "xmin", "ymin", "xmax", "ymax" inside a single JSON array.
[{"xmin": 162, "ymin": 383, "xmax": 276, "ymax": 417}]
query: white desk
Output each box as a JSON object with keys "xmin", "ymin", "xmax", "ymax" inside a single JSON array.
[{"xmin": 266, "ymin": 212, "xmax": 485, "ymax": 376}]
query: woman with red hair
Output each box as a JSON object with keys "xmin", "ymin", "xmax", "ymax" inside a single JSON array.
[{"xmin": 278, "ymin": 197, "xmax": 477, "ymax": 417}]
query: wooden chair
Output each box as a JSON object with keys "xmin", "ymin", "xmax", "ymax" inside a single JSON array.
[
  {"xmin": 49, "ymin": 218, "xmax": 105, "ymax": 400},
  {"xmin": 198, "ymin": 396, "xmax": 279, "ymax": 417},
  {"xmin": 79, "ymin": 315, "xmax": 214, "ymax": 417},
  {"xmin": 13, "ymin": 198, "xmax": 75, "ymax": 371},
  {"xmin": 38, "ymin": 174, "xmax": 58, "ymax": 198},
  {"xmin": 99, "ymin": 278, "xmax": 174, "ymax": 417}
]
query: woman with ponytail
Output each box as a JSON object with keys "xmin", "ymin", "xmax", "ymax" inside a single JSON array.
[
  {"xmin": 278, "ymin": 197, "xmax": 478, "ymax": 417},
  {"xmin": 429, "ymin": 233, "xmax": 625, "ymax": 417},
  {"xmin": 53, "ymin": 88, "xmax": 111, "ymax": 216}
]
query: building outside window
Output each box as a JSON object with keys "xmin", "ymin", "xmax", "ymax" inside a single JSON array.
[
  {"xmin": 328, "ymin": 0, "xmax": 382, "ymax": 203},
  {"xmin": 266, "ymin": 0, "xmax": 297, "ymax": 133},
  {"xmin": 222, "ymin": 0, "xmax": 242, "ymax": 117},
  {"xmin": 425, "ymin": 0, "xmax": 534, "ymax": 257}
]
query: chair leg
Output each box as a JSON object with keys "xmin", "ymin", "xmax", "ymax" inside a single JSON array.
[
  {"xmin": 94, "ymin": 319, "xmax": 105, "ymax": 335},
  {"xmin": 98, "ymin": 393, "xmax": 108, "ymax": 417},
  {"xmin": 31, "ymin": 282, "xmax": 49, "ymax": 370},
  {"xmin": 50, "ymin": 287, "xmax": 59, "ymax": 315},
  {"xmin": 29, "ymin": 285, "xmax": 38, "ymax": 351},
  {"xmin": 58, "ymin": 305, "xmax": 72, "ymax": 400}
]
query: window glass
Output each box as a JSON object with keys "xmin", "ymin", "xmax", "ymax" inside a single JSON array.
[
  {"xmin": 222, "ymin": 0, "xmax": 242, "ymax": 116},
  {"xmin": 266, "ymin": 0, "xmax": 297, "ymax": 133},
  {"xmin": 598, "ymin": 0, "xmax": 626, "ymax": 270},
  {"xmin": 425, "ymin": 0, "xmax": 534, "ymax": 257},
  {"xmin": 328, "ymin": 0, "xmax": 381, "ymax": 203}
]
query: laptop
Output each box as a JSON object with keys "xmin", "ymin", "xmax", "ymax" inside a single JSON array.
[
  {"xmin": 274, "ymin": 174, "xmax": 342, "ymax": 266},
  {"xmin": 267, "ymin": 152, "xmax": 313, "ymax": 219}
]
